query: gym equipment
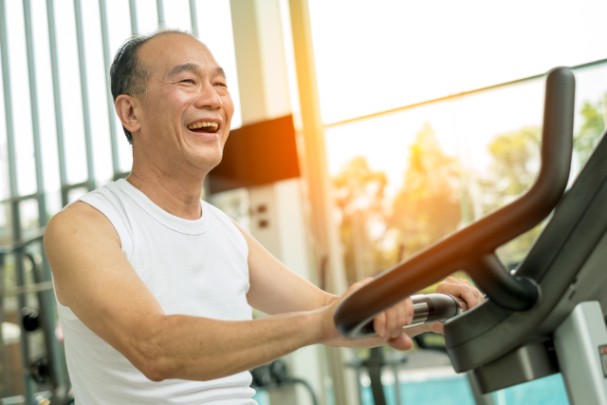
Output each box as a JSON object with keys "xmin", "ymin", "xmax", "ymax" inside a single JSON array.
[
  {"xmin": 0, "ymin": 232, "xmax": 73, "ymax": 405},
  {"xmin": 335, "ymin": 66, "xmax": 607, "ymax": 404},
  {"xmin": 356, "ymin": 293, "xmax": 465, "ymax": 335},
  {"xmin": 251, "ymin": 358, "xmax": 320, "ymax": 405}
]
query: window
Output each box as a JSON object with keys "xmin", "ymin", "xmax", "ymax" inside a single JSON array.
[{"xmin": 307, "ymin": 0, "xmax": 607, "ymax": 280}]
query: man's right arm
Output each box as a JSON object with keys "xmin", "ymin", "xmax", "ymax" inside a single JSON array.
[
  {"xmin": 45, "ymin": 202, "xmax": 333, "ymax": 381},
  {"xmin": 46, "ymin": 202, "xmax": 416, "ymax": 381}
]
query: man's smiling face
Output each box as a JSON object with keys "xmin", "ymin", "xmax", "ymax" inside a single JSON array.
[{"xmin": 130, "ymin": 32, "xmax": 234, "ymax": 176}]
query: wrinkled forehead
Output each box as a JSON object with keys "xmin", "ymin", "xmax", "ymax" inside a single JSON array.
[{"xmin": 138, "ymin": 33, "xmax": 219, "ymax": 77}]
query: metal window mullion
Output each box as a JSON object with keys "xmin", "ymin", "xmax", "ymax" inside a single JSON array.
[
  {"xmin": 189, "ymin": 0, "xmax": 199, "ymax": 37},
  {"xmin": 129, "ymin": 0, "xmax": 139, "ymax": 35},
  {"xmin": 0, "ymin": 2, "xmax": 37, "ymax": 402},
  {"xmin": 0, "ymin": 0, "xmax": 19, "ymax": 204},
  {"xmin": 325, "ymin": 57, "xmax": 607, "ymax": 129},
  {"xmin": 73, "ymin": 0, "xmax": 96, "ymax": 191},
  {"xmin": 156, "ymin": 0, "xmax": 165, "ymax": 29},
  {"xmin": 98, "ymin": 0, "xmax": 121, "ymax": 177},
  {"xmin": 24, "ymin": 3, "xmax": 71, "ymax": 392},
  {"xmin": 23, "ymin": 0, "xmax": 48, "ymax": 227},
  {"xmin": 45, "ymin": 0, "xmax": 69, "ymax": 206}
]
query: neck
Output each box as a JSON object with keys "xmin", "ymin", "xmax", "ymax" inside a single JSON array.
[{"xmin": 127, "ymin": 169, "xmax": 205, "ymax": 220}]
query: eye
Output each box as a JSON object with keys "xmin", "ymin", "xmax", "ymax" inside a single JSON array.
[
  {"xmin": 214, "ymin": 81, "xmax": 228, "ymax": 89},
  {"xmin": 180, "ymin": 78, "xmax": 196, "ymax": 85}
]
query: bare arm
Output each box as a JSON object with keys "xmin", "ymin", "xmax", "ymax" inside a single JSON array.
[
  {"xmin": 240, "ymin": 222, "xmax": 335, "ymax": 315},
  {"xmin": 45, "ymin": 203, "xmax": 413, "ymax": 382},
  {"xmin": 240, "ymin": 223, "xmax": 416, "ymax": 349}
]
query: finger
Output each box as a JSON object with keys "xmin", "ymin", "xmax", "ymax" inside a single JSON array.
[
  {"xmin": 373, "ymin": 312, "xmax": 387, "ymax": 338},
  {"xmin": 436, "ymin": 277, "xmax": 484, "ymax": 309},
  {"xmin": 385, "ymin": 303, "xmax": 399, "ymax": 335},
  {"xmin": 375, "ymin": 306, "xmax": 399, "ymax": 339},
  {"xmin": 405, "ymin": 297, "xmax": 414, "ymax": 324},
  {"xmin": 348, "ymin": 277, "xmax": 374, "ymax": 292},
  {"xmin": 387, "ymin": 298, "xmax": 413, "ymax": 337},
  {"xmin": 388, "ymin": 332, "xmax": 413, "ymax": 351},
  {"xmin": 426, "ymin": 322, "xmax": 444, "ymax": 335}
]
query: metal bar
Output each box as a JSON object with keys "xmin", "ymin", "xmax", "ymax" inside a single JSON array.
[
  {"xmin": 0, "ymin": 230, "xmax": 44, "ymax": 255},
  {"xmin": 98, "ymin": 0, "xmax": 122, "ymax": 176},
  {"xmin": 28, "ymin": 0, "xmax": 71, "ymax": 388},
  {"xmin": 73, "ymin": 0, "xmax": 96, "ymax": 191},
  {"xmin": 286, "ymin": 0, "xmax": 353, "ymax": 403},
  {"xmin": 46, "ymin": 0, "xmax": 69, "ymax": 206},
  {"xmin": 156, "ymin": 0, "xmax": 165, "ymax": 29},
  {"xmin": 23, "ymin": 0, "xmax": 49, "ymax": 228},
  {"xmin": 0, "ymin": 0, "xmax": 33, "ymax": 357},
  {"xmin": 326, "ymin": 57, "xmax": 607, "ymax": 129},
  {"xmin": 61, "ymin": 180, "xmax": 91, "ymax": 195},
  {"xmin": 11, "ymin": 248, "xmax": 36, "ymax": 403},
  {"xmin": 0, "ymin": 281, "xmax": 54, "ymax": 297},
  {"xmin": 554, "ymin": 301, "xmax": 607, "ymax": 404},
  {"xmin": 0, "ymin": 193, "xmax": 41, "ymax": 205},
  {"xmin": 0, "ymin": 16, "xmax": 28, "ymax": 401},
  {"xmin": 0, "ymin": 0, "xmax": 18, "ymax": 202},
  {"xmin": 189, "ymin": 0, "xmax": 199, "ymax": 37},
  {"xmin": 129, "ymin": 0, "xmax": 139, "ymax": 35},
  {"xmin": 113, "ymin": 170, "xmax": 130, "ymax": 181},
  {"xmin": 0, "ymin": 0, "xmax": 14, "ymax": 397}
]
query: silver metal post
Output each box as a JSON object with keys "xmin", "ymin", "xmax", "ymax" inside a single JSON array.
[
  {"xmin": 45, "ymin": 0, "xmax": 69, "ymax": 206},
  {"xmin": 23, "ymin": 0, "xmax": 48, "ymax": 226},
  {"xmin": 73, "ymin": 0, "xmax": 96, "ymax": 191},
  {"xmin": 189, "ymin": 0, "xmax": 199, "ymax": 37},
  {"xmin": 98, "ymin": 0, "xmax": 122, "ymax": 177},
  {"xmin": 23, "ymin": 0, "xmax": 70, "ymax": 397},
  {"xmin": 554, "ymin": 301, "xmax": 607, "ymax": 404},
  {"xmin": 156, "ymin": 0, "xmax": 165, "ymax": 29},
  {"xmin": 129, "ymin": 0, "xmax": 139, "ymax": 35}
]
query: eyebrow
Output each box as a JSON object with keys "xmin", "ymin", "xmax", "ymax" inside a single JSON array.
[{"xmin": 165, "ymin": 63, "xmax": 226, "ymax": 79}]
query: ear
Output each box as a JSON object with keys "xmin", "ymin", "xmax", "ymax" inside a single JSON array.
[{"xmin": 115, "ymin": 94, "xmax": 142, "ymax": 135}]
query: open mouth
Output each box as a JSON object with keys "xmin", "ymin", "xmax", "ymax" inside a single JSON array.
[{"xmin": 187, "ymin": 121, "xmax": 220, "ymax": 134}]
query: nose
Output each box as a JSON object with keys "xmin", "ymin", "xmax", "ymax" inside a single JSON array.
[{"xmin": 194, "ymin": 82, "xmax": 223, "ymax": 110}]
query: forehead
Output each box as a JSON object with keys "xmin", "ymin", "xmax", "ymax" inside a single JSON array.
[{"xmin": 138, "ymin": 33, "xmax": 219, "ymax": 76}]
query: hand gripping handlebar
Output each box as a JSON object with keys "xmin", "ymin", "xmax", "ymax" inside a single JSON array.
[{"xmin": 355, "ymin": 293, "xmax": 465, "ymax": 336}]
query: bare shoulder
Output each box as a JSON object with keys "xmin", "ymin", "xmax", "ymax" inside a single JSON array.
[
  {"xmin": 44, "ymin": 201, "xmax": 122, "ymax": 305},
  {"xmin": 44, "ymin": 201, "xmax": 119, "ymax": 248}
]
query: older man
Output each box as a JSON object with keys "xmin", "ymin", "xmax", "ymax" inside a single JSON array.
[{"xmin": 44, "ymin": 30, "xmax": 482, "ymax": 404}]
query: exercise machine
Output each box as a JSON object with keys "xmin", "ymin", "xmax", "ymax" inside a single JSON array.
[
  {"xmin": 335, "ymin": 66, "xmax": 607, "ymax": 404},
  {"xmin": 0, "ymin": 232, "xmax": 72, "ymax": 405}
]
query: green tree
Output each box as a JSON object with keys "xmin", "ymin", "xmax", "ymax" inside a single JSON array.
[
  {"xmin": 479, "ymin": 126, "xmax": 542, "ymax": 266},
  {"xmin": 573, "ymin": 95, "xmax": 605, "ymax": 168},
  {"xmin": 332, "ymin": 156, "xmax": 394, "ymax": 283},
  {"xmin": 389, "ymin": 123, "xmax": 464, "ymax": 259},
  {"xmin": 482, "ymin": 127, "xmax": 541, "ymax": 210}
]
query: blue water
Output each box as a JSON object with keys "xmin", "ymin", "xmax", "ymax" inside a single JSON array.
[
  {"xmin": 255, "ymin": 372, "xmax": 569, "ymax": 404},
  {"xmin": 363, "ymin": 373, "xmax": 569, "ymax": 405}
]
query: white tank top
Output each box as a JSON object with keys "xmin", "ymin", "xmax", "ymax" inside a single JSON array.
[{"xmin": 56, "ymin": 179, "xmax": 256, "ymax": 404}]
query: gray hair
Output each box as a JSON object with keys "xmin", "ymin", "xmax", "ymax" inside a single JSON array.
[{"xmin": 109, "ymin": 30, "xmax": 192, "ymax": 144}]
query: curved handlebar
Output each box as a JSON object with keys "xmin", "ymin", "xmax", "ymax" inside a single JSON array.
[
  {"xmin": 335, "ymin": 67, "xmax": 575, "ymax": 338},
  {"xmin": 356, "ymin": 293, "xmax": 465, "ymax": 336},
  {"xmin": 409, "ymin": 293, "xmax": 464, "ymax": 325}
]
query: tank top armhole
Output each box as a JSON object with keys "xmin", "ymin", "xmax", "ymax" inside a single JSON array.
[{"xmin": 80, "ymin": 192, "xmax": 134, "ymax": 260}]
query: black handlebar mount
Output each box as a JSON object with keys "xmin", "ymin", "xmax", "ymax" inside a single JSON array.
[{"xmin": 334, "ymin": 67, "xmax": 575, "ymax": 338}]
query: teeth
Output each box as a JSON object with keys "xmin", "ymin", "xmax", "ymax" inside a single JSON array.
[{"xmin": 187, "ymin": 121, "xmax": 219, "ymax": 131}]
